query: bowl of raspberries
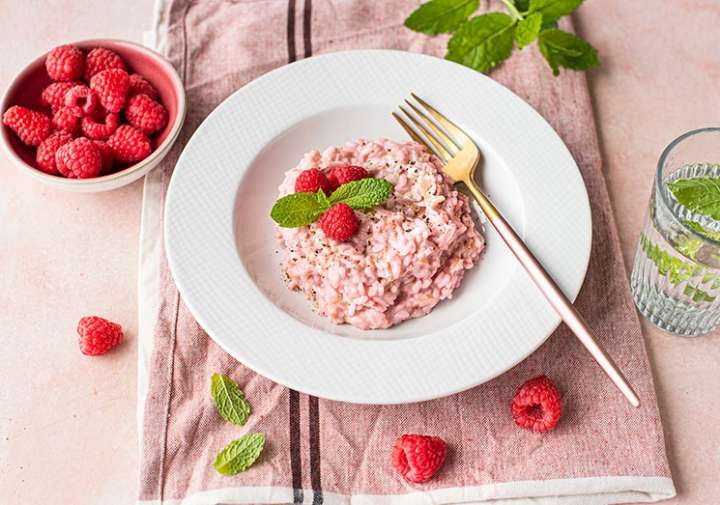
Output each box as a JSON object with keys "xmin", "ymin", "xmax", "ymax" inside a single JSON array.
[{"xmin": 0, "ymin": 40, "xmax": 186, "ymax": 191}]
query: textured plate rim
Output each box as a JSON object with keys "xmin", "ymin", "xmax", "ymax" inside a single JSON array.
[{"xmin": 165, "ymin": 49, "xmax": 592, "ymax": 404}]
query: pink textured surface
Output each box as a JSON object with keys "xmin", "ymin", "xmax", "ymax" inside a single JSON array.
[{"xmin": 0, "ymin": 1, "xmax": 718, "ymax": 505}]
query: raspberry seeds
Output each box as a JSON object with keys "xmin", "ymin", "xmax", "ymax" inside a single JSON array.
[
  {"xmin": 392, "ymin": 434, "xmax": 448, "ymax": 483},
  {"xmin": 77, "ymin": 316, "xmax": 123, "ymax": 356},
  {"xmin": 511, "ymin": 375, "xmax": 562, "ymax": 433}
]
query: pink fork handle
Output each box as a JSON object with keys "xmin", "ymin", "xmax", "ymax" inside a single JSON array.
[{"xmin": 467, "ymin": 183, "xmax": 641, "ymax": 407}]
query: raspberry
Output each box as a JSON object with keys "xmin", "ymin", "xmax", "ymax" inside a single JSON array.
[
  {"xmin": 81, "ymin": 111, "xmax": 120, "ymax": 140},
  {"xmin": 328, "ymin": 165, "xmax": 369, "ymax": 190},
  {"xmin": 90, "ymin": 68, "xmax": 129, "ymax": 113},
  {"xmin": 93, "ymin": 140, "xmax": 114, "ymax": 173},
  {"xmin": 84, "ymin": 47, "xmax": 126, "ymax": 81},
  {"xmin": 52, "ymin": 106, "xmax": 82, "ymax": 135},
  {"xmin": 107, "ymin": 125, "xmax": 152, "ymax": 164},
  {"xmin": 64, "ymin": 85, "xmax": 98, "ymax": 116},
  {"xmin": 124, "ymin": 94, "xmax": 168, "ymax": 135},
  {"xmin": 41, "ymin": 82, "xmax": 77, "ymax": 112},
  {"xmin": 294, "ymin": 168, "xmax": 333, "ymax": 194},
  {"xmin": 2, "ymin": 105, "xmax": 52, "ymax": 147},
  {"xmin": 128, "ymin": 73, "xmax": 159, "ymax": 100},
  {"xmin": 391, "ymin": 434, "xmax": 447, "ymax": 484},
  {"xmin": 36, "ymin": 131, "xmax": 73, "ymax": 174},
  {"xmin": 318, "ymin": 203, "xmax": 359, "ymax": 242},
  {"xmin": 45, "ymin": 44, "xmax": 84, "ymax": 81},
  {"xmin": 77, "ymin": 316, "xmax": 123, "ymax": 356},
  {"xmin": 55, "ymin": 137, "xmax": 102, "ymax": 179},
  {"xmin": 511, "ymin": 375, "xmax": 562, "ymax": 433}
]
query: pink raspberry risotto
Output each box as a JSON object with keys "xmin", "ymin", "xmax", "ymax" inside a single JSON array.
[{"xmin": 274, "ymin": 138, "xmax": 485, "ymax": 330}]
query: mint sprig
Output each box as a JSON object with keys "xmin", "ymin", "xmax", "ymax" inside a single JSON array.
[
  {"xmin": 211, "ymin": 373, "xmax": 251, "ymax": 426},
  {"xmin": 271, "ymin": 177, "xmax": 393, "ymax": 228},
  {"xmin": 213, "ymin": 433, "xmax": 265, "ymax": 476},
  {"xmin": 404, "ymin": 0, "xmax": 599, "ymax": 76}
]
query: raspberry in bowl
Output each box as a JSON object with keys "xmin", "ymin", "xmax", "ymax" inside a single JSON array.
[{"xmin": 0, "ymin": 40, "xmax": 185, "ymax": 192}]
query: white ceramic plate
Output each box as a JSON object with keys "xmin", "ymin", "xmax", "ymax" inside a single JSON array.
[{"xmin": 165, "ymin": 50, "xmax": 591, "ymax": 404}]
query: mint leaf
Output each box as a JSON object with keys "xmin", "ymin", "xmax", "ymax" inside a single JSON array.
[
  {"xmin": 513, "ymin": 0, "xmax": 530, "ymax": 11},
  {"xmin": 684, "ymin": 220, "xmax": 720, "ymax": 242},
  {"xmin": 329, "ymin": 178, "xmax": 394, "ymax": 209},
  {"xmin": 639, "ymin": 234, "xmax": 698, "ymax": 285},
  {"xmin": 270, "ymin": 192, "xmax": 326, "ymax": 228},
  {"xmin": 683, "ymin": 284, "xmax": 716, "ymax": 303},
  {"xmin": 211, "ymin": 373, "xmax": 250, "ymax": 426},
  {"xmin": 668, "ymin": 177, "xmax": 720, "ymax": 220},
  {"xmin": 213, "ymin": 433, "xmax": 265, "ymax": 476},
  {"xmin": 446, "ymin": 12, "xmax": 516, "ymax": 73},
  {"xmin": 537, "ymin": 28, "xmax": 598, "ymax": 76},
  {"xmin": 528, "ymin": 0, "xmax": 582, "ymax": 23},
  {"xmin": 676, "ymin": 234, "xmax": 703, "ymax": 260},
  {"xmin": 316, "ymin": 188, "xmax": 331, "ymax": 211},
  {"xmin": 515, "ymin": 12, "xmax": 542, "ymax": 47},
  {"xmin": 404, "ymin": 0, "xmax": 479, "ymax": 35}
]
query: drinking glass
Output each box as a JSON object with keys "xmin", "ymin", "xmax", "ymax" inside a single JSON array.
[{"xmin": 631, "ymin": 127, "xmax": 720, "ymax": 336}]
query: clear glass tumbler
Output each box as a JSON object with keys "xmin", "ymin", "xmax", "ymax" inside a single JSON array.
[{"xmin": 631, "ymin": 127, "xmax": 720, "ymax": 336}]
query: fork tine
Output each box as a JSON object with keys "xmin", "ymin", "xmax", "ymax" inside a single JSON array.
[
  {"xmin": 392, "ymin": 112, "xmax": 428, "ymax": 147},
  {"xmin": 392, "ymin": 112, "xmax": 444, "ymax": 162},
  {"xmin": 404, "ymin": 100, "xmax": 457, "ymax": 156},
  {"xmin": 399, "ymin": 105, "xmax": 452, "ymax": 161},
  {"xmin": 411, "ymin": 93, "xmax": 465, "ymax": 150}
]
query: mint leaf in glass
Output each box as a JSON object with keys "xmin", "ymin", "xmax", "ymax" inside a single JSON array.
[
  {"xmin": 329, "ymin": 178, "xmax": 394, "ymax": 209},
  {"xmin": 668, "ymin": 177, "xmax": 720, "ymax": 221},
  {"xmin": 515, "ymin": 12, "xmax": 542, "ymax": 47},
  {"xmin": 684, "ymin": 220, "xmax": 720, "ymax": 242},
  {"xmin": 676, "ymin": 234, "xmax": 703, "ymax": 261},
  {"xmin": 528, "ymin": 0, "xmax": 583, "ymax": 23},
  {"xmin": 213, "ymin": 433, "xmax": 265, "ymax": 476},
  {"xmin": 683, "ymin": 284, "xmax": 716, "ymax": 303},
  {"xmin": 639, "ymin": 234, "xmax": 699, "ymax": 285},
  {"xmin": 446, "ymin": 12, "xmax": 516, "ymax": 73},
  {"xmin": 537, "ymin": 28, "xmax": 598, "ymax": 76},
  {"xmin": 404, "ymin": 0, "xmax": 479, "ymax": 35},
  {"xmin": 211, "ymin": 373, "xmax": 251, "ymax": 426}
]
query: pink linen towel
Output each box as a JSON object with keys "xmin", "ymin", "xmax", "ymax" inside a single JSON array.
[{"xmin": 138, "ymin": 1, "xmax": 675, "ymax": 503}]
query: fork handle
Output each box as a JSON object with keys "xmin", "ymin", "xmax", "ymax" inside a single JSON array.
[{"xmin": 464, "ymin": 179, "xmax": 640, "ymax": 408}]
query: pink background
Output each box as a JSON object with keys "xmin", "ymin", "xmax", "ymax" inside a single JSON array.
[{"xmin": 0, "ymin": 1, "xmax": 718, "ymax": 504}]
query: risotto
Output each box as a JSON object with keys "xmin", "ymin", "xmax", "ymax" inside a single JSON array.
[{"xmin": 275, "ymin": 138, "xmax": 484, "ymax": 330}]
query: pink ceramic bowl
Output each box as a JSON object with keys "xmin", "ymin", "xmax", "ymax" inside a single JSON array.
[{"xmin": 0, "ymin": 39, "xmax": 186, "ymax": 192}]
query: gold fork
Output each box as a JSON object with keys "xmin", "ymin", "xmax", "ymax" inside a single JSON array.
[{"xmin": 394, "ymin": 94, "xmax": 640, "ymax": 408}]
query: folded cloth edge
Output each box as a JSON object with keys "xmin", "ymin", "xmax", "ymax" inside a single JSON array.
[{"xmin": 135, "ymin": 476, "xmax": 674, "ymax": 505}]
